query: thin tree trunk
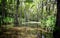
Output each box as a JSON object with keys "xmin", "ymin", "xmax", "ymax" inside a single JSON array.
[
  {"xmin": 14, "ymin": 0, "xmax": 19, "ymax": 26},
  {"xmin": 1, "ymin": 0, "xmax": 7, "ymax": 25}
]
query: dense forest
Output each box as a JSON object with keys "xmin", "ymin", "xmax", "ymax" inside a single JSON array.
[{"xmin": 0, "ymin": 0, "xmax": 57, "ymax": 38}]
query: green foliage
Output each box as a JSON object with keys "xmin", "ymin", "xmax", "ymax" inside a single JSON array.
[
  {"xmin": 0, "ymin": 0, "xmax": 57, "ymax": 34},
  {"xmin": 0, "ymin": 0, "xmax": 57, "ymax": 38},
  {"xmin": 25, "ymin": 0, "xmax": 33, "ymax": 3},
  {"xmin": 3, "ymin": 17, "xmax": 14, "ymax": 23}
]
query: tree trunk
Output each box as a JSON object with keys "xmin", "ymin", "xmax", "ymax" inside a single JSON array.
[
  {"xmin": 53, "ymin": 0, "xmax": 60, "ymax": 38},
  {"xmin": 14, "ymin": 0, "xmax": 19, "ymax": 26},
  {"xmin": 0, "ymin": 0, "xmax": 7, "ymax": 35},
  {"xmin": 1, "ymin": 0, "xmax": 7, "ymax": 25}
]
